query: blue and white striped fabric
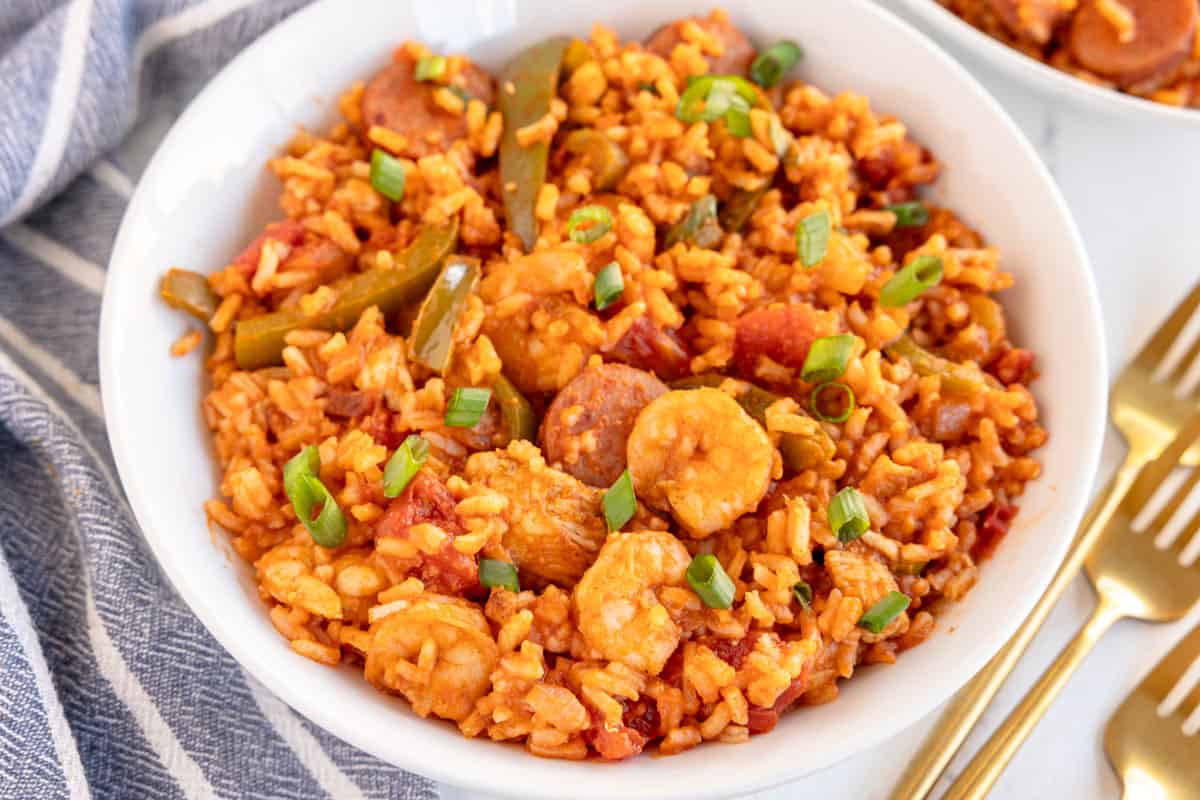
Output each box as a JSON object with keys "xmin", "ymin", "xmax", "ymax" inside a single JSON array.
[{"xmin": 0, "ymin": 2, "xmax": 437, "ymax": 797}]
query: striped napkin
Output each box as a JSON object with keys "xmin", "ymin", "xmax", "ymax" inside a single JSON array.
[{"xmin": 0, "ymin": 1, "xmax": 437, "ymax": 797}]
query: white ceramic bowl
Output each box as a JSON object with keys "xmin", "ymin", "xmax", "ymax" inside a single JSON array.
[
  {"xmin": 99, "ymin": 1, "xmax": 1107, "ymax": 797},
  {"xmin": 890, "ymin": 0, "xmax": 1200, "ymax": 125}
]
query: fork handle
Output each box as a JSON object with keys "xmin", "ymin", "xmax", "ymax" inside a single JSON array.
[{"xmin": 941, "ymin": 594, "xmax": 1127, "ymax": 800}]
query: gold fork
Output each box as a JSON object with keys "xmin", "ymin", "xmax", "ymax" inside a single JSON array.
[
  {"xmin": 1106, "ymin": 625, "xmax": 1200, "ymax": 800},
  {"xmin": 892, "ymin": 281, "xmax": 1200, "ymax": 800},
  {"xmin": 941, "ymin": 418, "xmax": 1200, "ymax": 799}
]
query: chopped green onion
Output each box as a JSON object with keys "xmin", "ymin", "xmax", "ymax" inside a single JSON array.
[
  {"xmin": 828, "ymin": 486, "xmax": 870, "ymax": 544},
  {"xmin": 414, "ymin": 55, "xmax": 447, "ymax": 82},
  {"xmin": 637, "ymin": 81, "xmax": 658, "ymax": 94},
  {"xmin": 369, "ymin": 149, "xmax": 406, "ymax": 202},
  {"xmin": 879, "ymin": 255, "xmax": 944, "ymax": 307},
  {"xmin": 750, "ymin": 40, "xmax": 804, "ymax": 88},
  {"xmin": 444, "ymin": 387, "xmax": 492, "ymax": 428},
  {"xmin": 282, "ymin": 445, "xmax": 347, "ymax": 548},
  {"xmin": 447, "ymin": 85, "xmax": 471, "ymax": 104},
  {"xmin": 594, "ymin": 261, "xmax": 624, "ymax": 311},
  {"xmin": 479, "ymin": 558, "xmax": 520, "ymax": 592},
  {"xmin": 566, "ymin": 205, "xmax": 614, "ymax": 244},
  {"xmin": 802, "ymin": 334, "xmax": 857, "ymax": 384},
  {"xmin": 811, "ymin": 381, "xmax": 855, "ymax": 424},
  {"xmin": 676, "ymin": 75, "xmax": 759, "ymax": 124},
  {"xmin": 768, "ymin": 116, "xmax": 792, "ymax": 159},
  {"xmin": 686, "ymin": 553, "xmax": 735, "ymax": 610},
  {"xmin": 792, "ymin": 580, "xmax": 813, "ymax": 609},
  {"xmin": 724, "ymin": 107, "xmax": 752, "ymax": 138},
  {"xmin": 796, "ymin": 210, "xmax": 831, "ymax": 268},
  {"xmin": 886, "ymin": 201, "xmax": 930, "ymax": 228},
  {"xmin": 603, "ymin": 469, "xmax": 636, "ymax": 531},
  {"xmin": 858, "ymin": 591, "xmax": 911, "ymax": 634},
  {"xmin": 382, "ymin": 435, "xmax": 430, "ymax": 498}
]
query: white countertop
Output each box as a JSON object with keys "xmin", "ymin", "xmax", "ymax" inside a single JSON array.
[{"xmin": 444, "ymin": 3, "xmax": 1200, "ymax": 798}]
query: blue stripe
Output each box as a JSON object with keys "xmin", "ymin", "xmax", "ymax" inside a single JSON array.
[{"xmin": 0, "ymin": 605, "xmax": 71, "ymax": 800}]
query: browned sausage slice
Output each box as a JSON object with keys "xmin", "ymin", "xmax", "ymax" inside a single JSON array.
[
  {"xmin": 361, "ymin": 51, "xmax": 496, "ymax": 158},
  {"xmin": 645, "ymin": 12, "xmax": 757, "ymax": 76},
  {"xmin": 984, "ymin": 0, "xmax": 1072, "ymax": 45},
  {"xmin": 1068, "ymin": 0, "xmax": 1198, "ymax": 89},
  {"xmin": 540, "ymin": 364, "xmax": 668, "ymax": 488}
]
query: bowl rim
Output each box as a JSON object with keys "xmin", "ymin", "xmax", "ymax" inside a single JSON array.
[
  {"xmin": 98, "ymin": 0, "xmax": 1107, "ymax": 796},
  {"xmin": 891, "ymin": 0, "xmax": 1200, "ymax": 125}
]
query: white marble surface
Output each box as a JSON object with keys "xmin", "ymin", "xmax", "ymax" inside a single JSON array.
[{"xmin": 442, "ymin": 3, "xmax": 1200, "ymax": 798}]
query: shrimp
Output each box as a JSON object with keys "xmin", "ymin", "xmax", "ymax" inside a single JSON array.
[
  {"xmin": 480, "ymin": 248, "xmax": 603, "ymax": 394},
  {"xmin": 626, "ymin": 388, "xmax": 774, "ymax": 536},
  {"xmin": 573, "ymin": 530, "xmax": 692, "ymax": 676},
  {"xmin": 364, "ymin": 593, "xmax": 499, "ymax": 722}
]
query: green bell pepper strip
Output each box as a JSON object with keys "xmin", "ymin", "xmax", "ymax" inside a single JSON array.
[
  {"xmin": 160, "ymin": 268, "xmax": 219, "ymax": 322},
  {"xmin": 408, "ymin": 254, "xmax": 481, "ymax": 374},
  {"xmin": 664, "ymin": 195, "xmax": 723, "ymax": 250},
  {"xmin": 563, "ymin": 129, "xmax": 629, "ymax": 191},
  {"xmin": 671, "ymin": 374, "xmax": 836, "ymax": 471},
  {"xmin": 493, "ymin": 373, "xmax": 537, "ymax": 444},
  {"xmin": 884, "ymin": 334, "xmax": 988, "ymax": 395},
  {"xmin": 499, "ymin": 36, "xmax": 571, "ymax": 252},
  {"xmin": 233, "ymin": 221, "xmax": 458, "ymax": 370}
]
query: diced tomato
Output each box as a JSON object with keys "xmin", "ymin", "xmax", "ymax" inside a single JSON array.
[
  {"xmin": 746, "ymin": 662, "xmax": 812, "ymax": 734},
  {"xmin": 608, "ymin": 317, "xmax": 692, "ymax": 381},
  {"xmin": 974, "ymin": 501, "xmax": 1018, "ymax": 561},
  {"xmin": 990, "ymin": 347, "xmax": 1035, "ymax": 386},
  {"xmin": 231, "ymin": 219, "xmax": 306, "ymax": 275},
  {"xmin": 733, "ymin": 305, "xmax": 822, "ymax": 379},
  {"xmin": 375, "ymin": 473, "xmax": 479, "ymax": 594}
]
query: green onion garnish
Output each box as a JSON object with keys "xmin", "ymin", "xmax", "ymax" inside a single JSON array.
[
  {"xmin": 796, "ymin": 210, "xmax": 831, "ymax": 268},
  {"xmin": 676, "ymin": 75, "xmax": 759, "ymax": 125},
  {"xmin": 686, "ymin": 553, "xmax": 735, "ymax": 610},
  {"xmin": 750, "ymin": 40, "xmax": 803, "ymax": 88},
  {"xmin": 879, "ymin": 255, "xmax": 944, "ymax": 307},
  {"xmin": 810, "ymin": 381, "xmax": 855, "ymax": 424},
  {"xmin": 792, "ymin": 580, "xmax": 813, "ymax": 609},
  {"xmin": 369, "ymin": 149, "xmax": 407, "ymax": 202},
  {"xmin": 828, "ymin": 486, "xmax": 870, "ymax": 544},
  {"xmin": 444, "ymin": 387, "xmax": 492, "ymax": 428},
  {"xmin": 382, "ymin": 434, "xmax": 430, "ymax": 498},
  {"xmin": 566, "ymin": 205, "xmax": 614, "ymax": 244},
  {"xmin": 886, "ymin": 201, "xmax": 930, "ymax": 228},
  {"xmin": 801, "ymin": 334, "xmax": 856, "ymax": 384},
  {"xmin": 414, "ymin": 55, "xmax": 447, "ymax": 82},
  {"xmin": 282, "ymin": 445, "xmax": 347, "ymax": 548},
  {"xmin": 858, "ymin": 591, "xmax": 911, "ymax": 634},
  {"xmin": 637, "ymin": 81, "xmax": 658, "ymax": 94},
  {"xmin": 594, "ymin": 261, "xmax": 624, "ymax": 311},
  {"xmin": 603, "ymin": 469, "xmax": 636, "ymax": 531},
  {"xmin": 479, "ymin": 558, "xmax": 520, "ymax": 592},
  {"xmin": 723, "ymin": 107, "xmax": 752, "ymax": 138}
]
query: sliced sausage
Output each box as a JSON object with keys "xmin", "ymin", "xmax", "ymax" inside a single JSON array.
[
  {"xmin": 984, "ymin": 0, "xmax": 1072, "ymax": 45},
  {"xmin": 607, "ymin": 316, "xmax": 692, "ymax": 381},
  {"xmin": 1068, "ymin": 0, "xmax": 1199, "ymax": 89},
  {"xmin": 645, "ymin": 12, "xmax": 757, "ymax": 76},
  {"xmin": 325, "ymin": 389, "xmax": 378, "ymax": 419},
  {"xmin": 540, "ymin": 363, "xmax": 668, "ymax": 488},
  {"xmin": 361, "ymin": 51, "xmax": 496, "ymax": 158}
]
